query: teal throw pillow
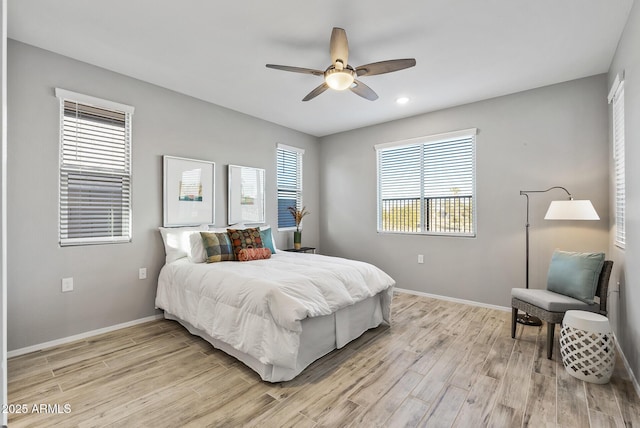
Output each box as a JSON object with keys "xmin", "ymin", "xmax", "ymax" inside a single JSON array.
[
  {"xmin": 546, "ymin": 250, "xmax": 605, "ymax": 303},
  {"xmin": 260, "ymin": 227, "xmax": 276, "ymax": 254}
]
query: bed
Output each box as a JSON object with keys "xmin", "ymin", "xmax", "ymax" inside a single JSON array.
[{"xmin": 155, "ymin": 242, "xmax": 395, "ymax": 382}]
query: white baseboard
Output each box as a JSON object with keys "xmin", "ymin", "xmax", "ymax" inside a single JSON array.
[
  {"xmin": 394, "ymin": 287, "xmax": 512, "ymax": 312},
  {"xmin": 614, "ymin": 332, "xmax": 640, "ymax": 399},
  {"xmin": 7, "ymin": 314, "xmax": 164, "ymax": 359},
  {"xmin": 395, "ymin": 288, "xmax": 640, "ymax": 398}
]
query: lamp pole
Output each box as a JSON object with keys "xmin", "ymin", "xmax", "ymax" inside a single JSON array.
[{"xmin": 518, "ymin": 187, "xmax": 572, "ymax": 326}]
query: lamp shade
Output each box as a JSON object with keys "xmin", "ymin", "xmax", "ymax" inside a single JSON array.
[{"xmin": 544, "ymin": 200, "xmax": 600, "ymax": 220}]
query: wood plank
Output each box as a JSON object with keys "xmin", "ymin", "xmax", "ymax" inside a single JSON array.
[
  {"xmin": 7, "ymin": 369, "xmax": 57, "ymax": 401},
  {"xmin": 488, "ymin": 404, "xmax": 522, "ymax": 428},
  {"xmin": 79, "ymin": 364, "xmax": 227, "ymax": 428},
  {"xmin": 411, "ymin": 337, "xmax": 471, "ymax": 404},
  {"xmin": 385, "ymin": 396, "xmax": 430, "ymax": 427},
  {"xmin": 610, "ymin": 374, "xmax": 640, "ymax": 427},
  {"xmin": 183, "ymin": 392, "xmax": 276, "ymax": 427},
  {"xmin": 533, "ymin": 324, "xmax": 557, "ymax": 377},
  {"xmin": 473, "ymin": 315, "xmax": 503, "ymax": 346},
  {"xmin": 350, "ymin": 370, "xmax": 423, "ymax": 427},
  {"xmin": 584, "ymin": 381, "xmax": 625, "ymax": 426},
  {"xmin": 454, "ymin": 374, "xmax": 499, "ymax": 427},
  {"xmin": 448, "ymin": 342, "xmax": 491, "ymax": 390},
  {"xmin": 495, "ymin": 338, "xmax": 535, "ymax": 410},
  {"xmin": 409, "ymin": 332, "xmax": 457, "ymax": 375},
  {"xmin": 265, "ymin": 412, "xmax": 316, "ymax": 428},
  {"xmin": 9, "ymin": 359, "xmax": 164, "ymax": 427},
  {"xmin": 587, "ymin": 410, "xmax": 618, "ymax": 428},
  {"xmin": 79, "ymin": 384, "xmax": 196, "ymax": 428},
  {"xmin": 522, "ymin": 372, "xmax": 556, "ymax": 427},
  {"xmin": 315, "ymin": 399, "xmax": 361, "ymax": 427},
  {"xmin": 482, "ymin": 336, "xmax": 515, "ymax": 380},
  {"xmin": 7, "ymin": 353, "xmax": 50, "ymax": 382},
  {"xmin": 556, "ymin": 363, "xmax": 590, "ymax": 427},
  {"xmin": 100, "ymin": 334, "xmax": 191, "ymax": 370},
  {"xmin": 421, "ymin": 384, "xmax": 468, "ymax": 427},
  {"xmin": 348, "ymin": 349, "xmax": 418, "ymax": 407}
]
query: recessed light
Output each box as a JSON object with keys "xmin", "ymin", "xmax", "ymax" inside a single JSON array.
[{"xmin": 396, "ymin": 97, "xmax": 410, "ymax": 105}]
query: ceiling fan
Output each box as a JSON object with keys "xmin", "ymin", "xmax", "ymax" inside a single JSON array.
[{"xmin": 266, "ymin": 27, "xmax": 416, "ymax": 101}]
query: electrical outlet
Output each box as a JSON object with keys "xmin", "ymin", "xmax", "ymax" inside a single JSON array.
[
  {"xmin": 418, "ymin": 254, "xmax": 424, "ymax": 264},
  {"xmin": 61, "ymin": 277, "xmax": 74, "ymax": 292},
  {"xmin": 138, "ymin": 268, "xmax": 147, "ymax": 280}
]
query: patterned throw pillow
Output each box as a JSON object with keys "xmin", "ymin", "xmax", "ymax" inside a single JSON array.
[
  {"xmin": 227, "ymin": 228, "xmax": 263, "ymax": 259},
  {"xmin": 237, "ymin": 248, "xmax": 272, "ymax": 262},
  {"xmin": 200, "ymin": 232, "xmax": 235, "ymax": 263}
]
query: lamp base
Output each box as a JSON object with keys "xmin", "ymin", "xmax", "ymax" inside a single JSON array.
[{"xmin": 517, "ymin": 313, "xmax": 542, "ymax": 326}]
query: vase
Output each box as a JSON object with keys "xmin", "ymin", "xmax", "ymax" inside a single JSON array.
[{"xmin": 293, "ymin": 230, "xmax": 302, "ymax": 250}]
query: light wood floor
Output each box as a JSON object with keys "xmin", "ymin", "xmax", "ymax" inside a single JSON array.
[{"xmin": 8, "ymin": 293, "xmax": 640, "ymax": 427}]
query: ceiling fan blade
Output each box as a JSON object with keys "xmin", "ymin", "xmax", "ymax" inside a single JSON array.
[
  {"xmin": 302, "ymin": 83, "xmax": 329, "ymax": 101},
  {"xmin": 330, "ymin": 27, "xmax": 349, "ymax": 66},
  {"xmin": 350, "ymin": 80, "xmax": 378, "ymax": 101},
  {"xmin": 266, "ymin": 64, "xmax": 324, "ymax": 76},
  {"xmin": 355, "ymin": 58, "xmax": 416, "ymax": 77}
]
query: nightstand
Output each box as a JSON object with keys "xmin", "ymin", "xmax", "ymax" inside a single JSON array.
[{"xmin": 283, "ymin": 247, "xmax": 316, "ymax": 254}]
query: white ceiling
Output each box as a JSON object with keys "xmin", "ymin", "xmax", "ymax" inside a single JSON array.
[{"xmin": 8, "ymin": 0, "xmax": 634, "ymax": 137}]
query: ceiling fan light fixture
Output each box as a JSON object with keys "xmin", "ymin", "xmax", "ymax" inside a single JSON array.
[
  {"xmin": 266, "ymin": 28, "xmax": 416, "ymax": 101},
  {"xmin": 325, "ymin": 68, "xmax": 355, "ymax": 90}
]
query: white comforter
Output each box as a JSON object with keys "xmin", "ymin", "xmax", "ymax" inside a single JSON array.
[{"xmin": 155, "ymin": 252, "xmax": 395, "ymax": 369}]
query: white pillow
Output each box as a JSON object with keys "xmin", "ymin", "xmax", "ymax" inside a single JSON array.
[
  {"xmin": 159, "ymin": 225, "xmax": 208, "ymax": 264},
  {"xmin": 188, "ymin": 233, "xmax": 207, "ymax": 263}
]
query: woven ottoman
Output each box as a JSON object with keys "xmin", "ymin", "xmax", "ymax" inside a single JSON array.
[{"xmin": 560, "ymin": 310, "xmax": 615, "ymax": 384}]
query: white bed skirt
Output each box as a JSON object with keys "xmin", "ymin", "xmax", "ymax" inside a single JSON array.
[{"xmin": 164, "ymin": 291, "xmax": 387, "ymax": 382}]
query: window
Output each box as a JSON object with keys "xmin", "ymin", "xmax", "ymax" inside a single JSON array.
[
  {"xmin": 609, "ymin": 75, "xmax": 625, "ymax": 248},
  {"xmin": 276, "ymin": 143, "xmax": 304, "ymax": 229},
  {"xmin": 55, "ymin": 89, "xmax": 134, "ymax": 246},
  {"xmin": 376, "ymin": 129, "xmax": 477, "ymax": 236}
]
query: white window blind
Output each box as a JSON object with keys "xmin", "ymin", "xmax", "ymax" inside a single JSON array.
[
  {"xmin": 56, "ymin": 89, "xmax": 134, "ymax": 246},
  {"xmin": 610, "ymin": 79, "xmax": 625, "ymax": 248},
  {"xmin": 376, "ymin": 129, "xmax": 476, "ymax": 236},
  {"xmin": 277, "ymin": 144, "xmax": 304, "ymax": 229}
]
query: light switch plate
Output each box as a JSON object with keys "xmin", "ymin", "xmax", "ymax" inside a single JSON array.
[{"xmin": 61, "ymin": 277, "xmax": 74, "ymax": 292}]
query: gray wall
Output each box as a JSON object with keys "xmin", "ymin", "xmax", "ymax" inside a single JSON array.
[
  {"xmin": 319, "ymin": 75, "xmax": 610, "ymax": 308},
  {"xmin": 608, "ymin": 0, "xmax": 640, "ymax": 388},
  {"xmin": 7, "ymin": 40, "xmax": 320, "ymax": 351}
]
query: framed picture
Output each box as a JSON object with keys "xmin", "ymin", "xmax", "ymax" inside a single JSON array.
[
  {"xmin": 228, "ymin": 164, "xmax": 265, "ymax": 225},
  {"xmin": 163, "ymin": 155, "xmax": 215, "ymax": 226}
]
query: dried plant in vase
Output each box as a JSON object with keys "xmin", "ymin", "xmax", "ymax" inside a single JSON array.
[{"xmin": 287, "ymin": 206, "xmax": 310, "ymax": 249}]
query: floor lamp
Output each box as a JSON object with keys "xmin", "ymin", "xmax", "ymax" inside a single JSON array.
[{"xmin": 518, "ymin": 186, "xmax": 599, "ymax": 326}]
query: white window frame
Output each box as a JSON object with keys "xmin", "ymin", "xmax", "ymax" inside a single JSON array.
[
  {"xmin": 608, "ymin": 74, "xmax": 625, "ymax": 249},
  {"xmin": 276, "ymin": 143, "xmax": 304, "ymax": 231},
  {"xmin": 375, "ymin": 128, "xmax": 477, "ymax": 237},
  {"xmin": 56, "ymin": 88, "xmax": 134, "ymax": 246}
]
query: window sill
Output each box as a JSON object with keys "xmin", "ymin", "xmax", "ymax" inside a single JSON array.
[
  {"xmin": 377, "ymin": 230, "xmax": 476, "ymax": 238},
  {"xmin": 278, "ymin": 227, "xmax": 301, "ymax": 233}
]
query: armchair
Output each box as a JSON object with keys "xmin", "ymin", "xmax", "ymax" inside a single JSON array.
[{"xmin": 511, "ymin": 259, "xmax": 613, "ymax": 359}]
